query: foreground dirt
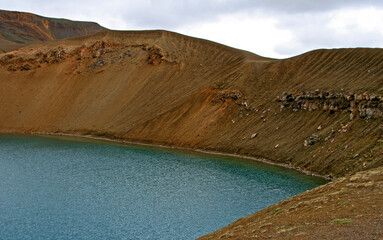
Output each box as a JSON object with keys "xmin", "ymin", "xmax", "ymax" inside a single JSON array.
[
  {"xmin": 0, "ymin": 27, "xmax": 382, "ymax": 239},
  {"xmin": 199, "ymin": 166, "xmax": 383, "ymax": 240}
]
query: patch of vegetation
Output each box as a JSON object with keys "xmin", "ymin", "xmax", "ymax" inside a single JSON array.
[
  {"xmin": 272, "ymin": 207, "xmax": 281, "ymax": 214},
  {"xmin": 278, "ymin": 225, "xmax": 305, "ymax": 234},
  {"xmin": 337, "ymin": 200, "xmax": 351, "ymax": 205},
  {"xmin": 372, "ymin": 141, "xmax": 383, "ymax": 150},
  {"xmin": 331, "ymin": 218, "xmax": 353, "ymax": 224}
]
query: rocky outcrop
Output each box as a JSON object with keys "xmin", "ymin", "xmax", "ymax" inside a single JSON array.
[
  {"xmin": 218, "ymin": 90, "xmax": 242, "ymax": 101},
  {"xmin": 277, "ymin": 90, "xmax": 383, "ymax": 119},
  {"xmin": 0, "ymin": 46, "xmax": 69, "ymax": 70},
  {"xmin": 0, "ymin": 41, "xmax": 177, "ymax": 72}
]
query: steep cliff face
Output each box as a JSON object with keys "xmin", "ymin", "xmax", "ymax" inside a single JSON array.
[
  {"xmin": 0, "ymin": 30, "xmax": 382, "ymax": 178},
  {"xmin": 0, "ymin": 10, "xmax": 105, "ymax": 52}
]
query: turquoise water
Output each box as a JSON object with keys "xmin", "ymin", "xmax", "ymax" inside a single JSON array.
[{"xmin": 0, "ymin": 134, "xmax": 325, "ymax": 239}]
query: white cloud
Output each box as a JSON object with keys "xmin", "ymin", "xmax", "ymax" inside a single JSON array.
[
  {"xmin": 328, "ymin": 7, "xmax": 383, "ymax": 33},
  {"xmin": 273, "ymin": 7, "xmax": 383, "ymax": 57},
  {"xmin": 177, "ymin": 12, "xmax": 293, "ymax": 58}
]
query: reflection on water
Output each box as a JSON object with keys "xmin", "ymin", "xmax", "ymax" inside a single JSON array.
[{"xmin": 0, "ymin": 134, "xmax": 326, "ymax": 239}]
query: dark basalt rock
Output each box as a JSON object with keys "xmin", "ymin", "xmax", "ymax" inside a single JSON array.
[{"xmin": 277, "ymin": 90, "xmax": 383, "ymax": 119}]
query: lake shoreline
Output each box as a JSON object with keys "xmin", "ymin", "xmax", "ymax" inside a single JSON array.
[{"xmin": 0, "ymin": 130, "xmax": 331, "ymax": 181}]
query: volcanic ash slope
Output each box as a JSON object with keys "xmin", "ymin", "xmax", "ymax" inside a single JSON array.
[{"xmin": 1, "ymin": 30, "xmax": 382, "ymax": 178}]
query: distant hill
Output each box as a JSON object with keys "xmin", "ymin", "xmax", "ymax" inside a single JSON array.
[{"xmin": 0, "ymin": 10, "xmax": 106, "ymax": 52}]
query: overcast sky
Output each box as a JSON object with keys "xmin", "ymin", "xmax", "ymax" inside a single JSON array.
[{"xmin": 1, "ymin": 0, "xmax": 383, "ymax": 58}]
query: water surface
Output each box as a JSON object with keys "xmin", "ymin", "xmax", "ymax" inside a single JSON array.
[{"xmin": 0, "ymin": 134, "xmax": 325, "ymax": 239}]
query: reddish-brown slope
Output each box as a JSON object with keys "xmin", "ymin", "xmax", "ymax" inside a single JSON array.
[
  {"xmin": 0, "ymin": 30, "xmax": 382, "ymax": 178},
  {"xmin": 0, "ymin": 30, "xmax": 382, "ymax": 240}
]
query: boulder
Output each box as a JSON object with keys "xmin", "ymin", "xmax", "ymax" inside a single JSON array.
[
  {"xmin": 286, "ymin": 94, "xmax": 294, "ymax": 102},
  {"xmin": 251, "ymin": 133, "xmax": 258, "ymax": 139},
  {"xmin": 20, "ymin": 64, "xmax": 32, "ymax": 71}
]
